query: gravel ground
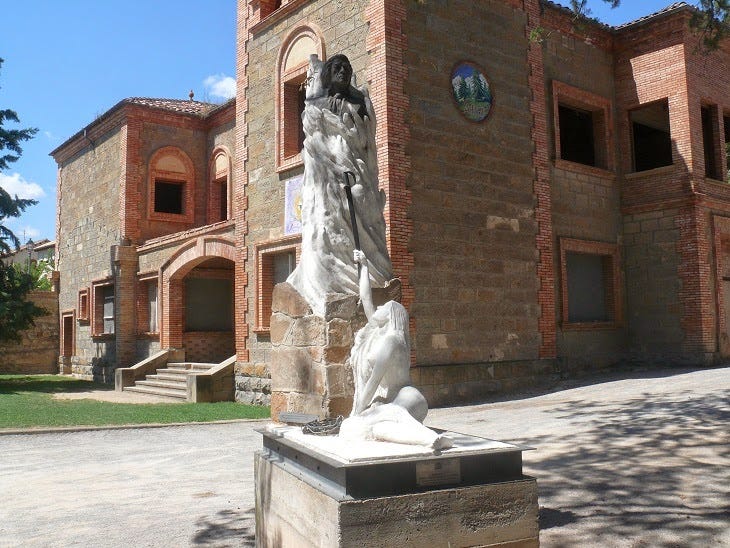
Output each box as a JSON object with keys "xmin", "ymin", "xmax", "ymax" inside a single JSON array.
[{"xmin": 1, "ymin": 366, "xmax": 728, "ymax": 547}]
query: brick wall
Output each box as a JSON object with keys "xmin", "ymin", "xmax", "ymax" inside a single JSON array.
[
  {"xmin": 0, "ymin": 291, "xmax": 59, "ymax": 374},
  {"xmin": 404, "ymin": 0, "xmax": 540, "ymax": 366},
  {"xmin": 540, "ymin": 18, "xmax": 627, "ymax": 365},
  {"xmin": 183, "ymin": 331, "xmax": 236, "ymax": 363}
]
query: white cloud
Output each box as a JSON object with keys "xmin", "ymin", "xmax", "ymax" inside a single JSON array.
[
  {"xmin": 5, "ymin": 218, "xmax": 41, "ymax": 242},
  {"xmin": 0, "ymin": 172, "xmax": 46, "ymax": 200},
  {"xmin": 203, "ymin": 74, "xmax": 236, "ymax": 100}
]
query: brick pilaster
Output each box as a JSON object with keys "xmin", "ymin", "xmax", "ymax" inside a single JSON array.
[
  {"xmin": 234, "ymin": 0, "xmax": 251, "ymax": 363},
  {"xmin": 113, "ymin": 244, "xmax": 138, "ymax": 367},
  {"xmin": 365, "ymin": 0, "xmax": 415, "ymax": 351},
  {"xmin": 524, "ymin": 0, "xmax": 556, "ymax": 358}
]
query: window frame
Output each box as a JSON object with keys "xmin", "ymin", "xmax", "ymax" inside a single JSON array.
[
  {"xmin": 559, "ymin": 238, "xmax": 622, "ymax": 330},
  {"xmin": 254, "ymin": 235, "xmax": 301, "ymax": 332},
  {"xmin": 137, "ymin": 274, "xmax": 160, "ymax": 336},
  {"xmin": 77, "ymin": 288, "xmax": 90, "ymax": 322},
  {"xmin": 147, "ymin": 146, "xmax": 195, "ymax": 224},
  {"xmin": 208, "ymin": 147, "xmax": 232, "ymax": 223},
  {"xmin": 552, "ymin": 81, "xmax": 613, "ymax": 174},
  {"xmin": 275, "ymin": 25, "xmax": 325, "ymax": 172},
  {"xmin": 91, "ymin": 278, "xmax": 115, "ymax": 337}
]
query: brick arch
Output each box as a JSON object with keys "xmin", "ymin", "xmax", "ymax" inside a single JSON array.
[{"xmin": 160, "ymin": 235, "xmax": 237, "ymax": 348}]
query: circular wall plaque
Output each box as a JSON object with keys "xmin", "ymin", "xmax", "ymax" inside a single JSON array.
[{"xmin": 450, "ymin": 62, "xmax": 493, "ymax": 122}]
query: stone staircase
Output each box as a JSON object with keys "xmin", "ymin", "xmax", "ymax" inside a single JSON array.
[{"xmin": 123, "ymin": 362, "xmax": 217, "ymax": 400}]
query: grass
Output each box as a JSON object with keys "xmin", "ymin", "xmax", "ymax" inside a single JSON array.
[{"xmin": 0, "ymin": 374, "xmax": 270, "ymax": 429}]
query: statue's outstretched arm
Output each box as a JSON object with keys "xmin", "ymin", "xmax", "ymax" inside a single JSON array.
[{"xmin": 354, "ymin": 250, "xmax": 375, "ymax": 320}]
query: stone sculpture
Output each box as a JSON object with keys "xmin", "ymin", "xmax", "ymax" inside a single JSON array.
[
  {"xmin": 339, "ymin": 251, "xmax": 453, "ymax": 450},
  {"xmin": 286, "ymin": 54, "xmax": 392, "ymax": 317},
  {"xmin": 286, "ymin": 53, "xmax": 449, "ymax": 450}
]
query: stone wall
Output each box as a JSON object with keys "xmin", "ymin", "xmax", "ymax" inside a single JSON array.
[
  {"xmin": 0, "ymin": 291, "xmax": 59, "ymax": 374},
  {"xmin": 241, "ymin": 0, "xmax": 371, "ymax": 374},
  {"xmin": 56, "ymin": 128, "xmax": 123, "ymax": 375},
  {"xmin": 405, "ymin": 0, "xmax": 540, "ymax": 365}
]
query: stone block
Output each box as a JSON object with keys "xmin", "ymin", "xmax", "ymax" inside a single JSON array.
[
  {"xmin": 326, "ymin": 318, "xmax": 353, "ymax": 347},
  {"xmin": 256, "ymin": 452, "xmax": 539, "ymax": 548},
  {"xmin": 270, "ymin": 346, "xmax": 312, "ymax": 392},
  {"xmin": 270, "ymin": 313, "xmax": 293, "ymax": 345},
  {"xmin": 272, "ymin": 282, "xmax": 311, "ymax": 318},
  {"xmin": 323, "ymin": 293, "xmax": 359, "ymax": 320},
  {"xmin": 292, "ymin": 315, "xmax": 326, "ymax": 346},
  {"xmin": 325, "ymin": 364, "xmax": 353, "ymax": 398}
]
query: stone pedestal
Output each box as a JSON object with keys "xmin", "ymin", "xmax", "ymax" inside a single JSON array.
[
  {"xmin": 269, "ymin": 282, "xmax": 364, "ymax": 420},
  {"xmin": 255, "ymin": 425, "xmax": 539, "ymax": 547},
  {"xmin": 270, "ymin": 280, "xmax": 402, "ymax": 421}
]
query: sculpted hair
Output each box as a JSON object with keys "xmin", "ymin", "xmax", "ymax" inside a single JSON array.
[{"xmin": 321, "ymin": 54, "xmax": 351, "ymax": 91}]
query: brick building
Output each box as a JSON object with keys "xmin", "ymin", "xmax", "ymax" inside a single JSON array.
[{"xmin": 53, "ymin": 0, "xmax": 730, "ymax": 404}]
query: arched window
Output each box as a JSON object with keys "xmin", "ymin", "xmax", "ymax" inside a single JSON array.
[
  {"xmin": 276, "ymin": 25, "xmax": 324, "ymax": 171},
  {"xmin": 208, "ymin": 147, "xmax": 231, "ymax": 223},
  {"xmin": 147, "ymin": 146, "xmax": 195, "ymax": 223}
]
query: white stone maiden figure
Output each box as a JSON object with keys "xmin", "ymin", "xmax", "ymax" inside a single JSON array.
[
  {"xmin": 286, "ymin": 54, "xmax": 392, "ymax": 316},
  {"xmin": 340, "ymin": 250, "xmax": 453, "ymax": 451}
]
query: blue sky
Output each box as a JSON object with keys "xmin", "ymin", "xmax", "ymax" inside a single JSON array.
[
  {"xmin": 0, "ymin": 1, "xmax": 686, "ymax": 246},
  {"xmin": 1, "ymin": 1, "xmax": 237, "ymax": 245}
]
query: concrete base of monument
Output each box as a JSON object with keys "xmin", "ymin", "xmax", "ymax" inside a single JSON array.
[{"xmin": 255, "ymin": 425, "xmax": 539, "ymax": 547}]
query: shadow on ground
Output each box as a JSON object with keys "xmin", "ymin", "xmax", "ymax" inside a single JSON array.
[
  {"xmin": 192, "ymin": 506, "xmax": 256, "ymax": 546},
  {"xmin": 518, "ymin": 389, "xmax": 730, "ymax": 546}
]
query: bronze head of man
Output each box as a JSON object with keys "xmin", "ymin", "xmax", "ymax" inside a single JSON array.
[{"xmin": 320, "ymin": 54, "xmax": 367, "ymax": 119}]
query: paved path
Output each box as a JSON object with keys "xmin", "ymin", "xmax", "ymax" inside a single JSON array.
[{"xmin": 1, "ymin": 366, "xmax": 728, "ymax": 547}]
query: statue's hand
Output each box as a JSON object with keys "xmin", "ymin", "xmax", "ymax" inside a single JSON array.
[{"xmin": 353, "ymin": 249, "xmax": 366, "ymax": 265}]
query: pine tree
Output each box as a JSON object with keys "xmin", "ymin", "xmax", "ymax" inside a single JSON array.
[{"xmin": 0, "ymin": 57, "xmax": 43, "ymax": 343}]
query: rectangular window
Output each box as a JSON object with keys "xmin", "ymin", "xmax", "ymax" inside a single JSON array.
[
  {"xmin": 702, "ymin": 105, "xmax": 722, "ymax": 180},
  {"xmin": 256, "ymin": 238, "xmax": 300, "ymax": 331},
  {"xmin": 560, "ymin": 238, "xmax": 621, "ymax": 328},
  {"xmin": 559, "ymin": 105, "xmax": 596, "ymax": 167},
  {"xmin": 92, "ymin": 281, "xmax": 114, "ymax": 335},
  {"xmin": 154, "ymin": 180, "xmax": 184, "ymax": 214},
  {"xmin": 282, "ymin": 74, "xmax": 307, "ymax": 160},
  {"xmin": 552, "ymin": 82, "xmax": 611, "ymax": 171},
  {"xmin": 78, "ymin": 288, "xmax": 89, "ymax": 321},
  {"xmin": 630, "ymin": 100, "xmax": 672, "ymax": 172}
]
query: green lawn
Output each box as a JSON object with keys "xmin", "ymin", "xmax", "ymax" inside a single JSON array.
[{"xmin": 0, "ymin": 374, "xmax": 270, "ymax": 429}]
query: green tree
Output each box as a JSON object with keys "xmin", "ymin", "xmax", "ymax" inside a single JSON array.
[{"xmin": 0, "ymin": 57, "xmax": 43, "ymax": 342}]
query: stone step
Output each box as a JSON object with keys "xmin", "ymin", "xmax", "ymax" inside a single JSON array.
[
  {"xmin": 155, "ymin": 368, "xmax": 189, "ymax": 378},
  {"xmin": 147, "ymin": 373, "xmax": 188, "ymax": 384},
  {"xmin": 123, "ymin": 385, "xmax": 187, "ymax": 400},
  {"xmin": 167, "ymin": 362, "xmax": 217, "ymax": 371},
  {"xmin": 136, "ymin": 379, "xmax": 188, "ymax": 391}
]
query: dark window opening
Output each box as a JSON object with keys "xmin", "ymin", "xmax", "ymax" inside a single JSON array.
[
  {"xmin": 631, "ymin": 100, "xmax": 672, "ymax": 172},
  {"xmin": 566, "ymin": 252, "xmax": 613, "ymax": 323},
  {"xmin": 559, "ymin": 105, "xmax": 596, "ymax": 166},
  {"xmin": 154, "ymin": 180, "xmax": 184, "ymax": 214},
  {"xmin": 297, "ymin": 84, "xmax": 306, "ymax": 153},
  {"xmin": 702, "ymin": 105, "xmax": 722, "ymax": 180},
  {"xmin": 62, "ymin": 315, "xmax": 74, "ymax": 357}
]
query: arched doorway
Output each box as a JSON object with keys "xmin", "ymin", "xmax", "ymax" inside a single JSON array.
[{"xmin": 161, "ymin": 236, "xmax": 237, "ymax": 363}]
